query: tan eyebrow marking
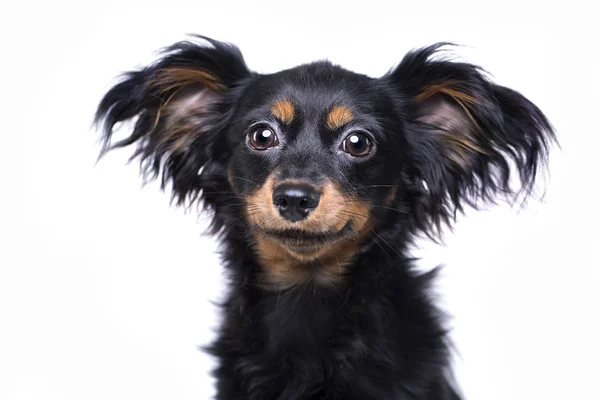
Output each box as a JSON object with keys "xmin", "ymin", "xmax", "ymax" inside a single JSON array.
[
  {"xmin": 271, "ymin": 100, "xmax": 295, "ymax": 124},
  {"xmin": 326, "ymin": 105, "xmax": 354, "ymax": 130}
]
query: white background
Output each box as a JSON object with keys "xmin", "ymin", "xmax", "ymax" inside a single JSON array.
[{"xmin": 1, "ymin": 1, "xmax": 599, "ymax": 399}]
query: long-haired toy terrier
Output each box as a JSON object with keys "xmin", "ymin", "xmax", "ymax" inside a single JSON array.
[{"xmin": 96, "ymin": 35, "xmax": 554, "ymax": 399}]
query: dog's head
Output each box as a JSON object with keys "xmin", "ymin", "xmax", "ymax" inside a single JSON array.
[{"xmin": 96, "ymin": 36, "xmax": 554, "ymax": 286}]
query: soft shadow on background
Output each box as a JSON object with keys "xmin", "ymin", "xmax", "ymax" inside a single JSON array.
[{"xmin": 1, "ymin": 1, "xmax": 598, "ymax": 399}]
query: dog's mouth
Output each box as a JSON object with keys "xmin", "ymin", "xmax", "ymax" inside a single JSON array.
[
  {"xmin": 260, "ymin": 222, "xmax": 353, "ymax": 254},
  {"xmin": 245, "ymin": 177, "xmax": 372, "ymax": 264}
]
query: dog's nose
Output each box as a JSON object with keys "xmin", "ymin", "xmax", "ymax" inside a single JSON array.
[{"xmin": 272, "ymin": 183, "xmax": 320, "ymax": 222}]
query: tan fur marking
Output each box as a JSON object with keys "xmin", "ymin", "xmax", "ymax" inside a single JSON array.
[
  {"xmin": 415, "ymin": 80, "xmax": 483, "ymax": 135},
  {"xmin": 415, "ymin": 80, "xmax": 492, "ymax": 167},
  {"xmin": 149, "ymin": 68, "xmax": 224, "ymax": 93},
  {"xmin": 151, "ymin": 85, "xmax": 221, "ymax": 154},
  {"xmin": 439, "ymin": 133, "xmax": 485, "ymax": 153},
  {"xmin": 254, "ymin": 232, "xmax": 368, "ymax": 289},
  {"xmin": 384, "ymin": 186, "xmax": 397, "ymax": 206},
  {"xmin": 414, "ymin": 80, "xmax": 477, "ymax": 104},
  {"xmin": 326, "ymin": 105, "xmax": 354, "ymax": 130},
  {"xmin": 245, "ymin": 175, "xmax": 372, "ymax": 288},
  {"xmin": 271, "ymin": 100, "xmax": 295, "ymax": 124},
  {"xmin": 153, "ymin": 113, "xmax": 197, "ymax": 154}
]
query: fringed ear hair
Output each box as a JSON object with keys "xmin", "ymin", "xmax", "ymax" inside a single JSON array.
[
  {"xmin": 385, "ymin": 43, "xmax": 555, "ymax": 236},
  {"xmin": 95, "ymin": 36, "xmax": 252, "ymax": 225}
]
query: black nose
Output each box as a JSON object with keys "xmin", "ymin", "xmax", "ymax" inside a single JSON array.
[{"xmin": 272, "ymin": 183, "xmax": 321, "ymax": 222}]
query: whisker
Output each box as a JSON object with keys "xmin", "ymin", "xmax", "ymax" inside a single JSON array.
[
  {"xmin": 218, "ymin": 216, "xmax": 248, "ymax": 238},
  {"xmin": 201, "ymin": 190, "xmax": 245, "ymax": 196},
  {"xmin": 370, "ymin": 235, "xmax": 389, "ymax": 257},
  {"xmin": 369, "ymin": 229, "xmax": 402, "ymax": 258},
  {"xmin": 369, "ymin": 204, "xmax": 410, "ymax": 214},
  {"xmin": 364, "ymin": 184, "xmax": 396, "ymax": 188},
  {"xmin": 229, "ymin": 175, "xmax": 258, "ymax": 185}
]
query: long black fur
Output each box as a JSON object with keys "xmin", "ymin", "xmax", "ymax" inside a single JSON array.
[{"xmin": 95, "ymin": 35, "xmax": 554, "ymax": 399}]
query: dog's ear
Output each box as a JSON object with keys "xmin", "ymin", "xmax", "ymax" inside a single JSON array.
[
  {"xmin": 385, "ymin": 43, "xmax": 555, "ymax": 235},
  {"xmin": 95, "ymin": 36, "xmax": 251, "ymax": 211}
]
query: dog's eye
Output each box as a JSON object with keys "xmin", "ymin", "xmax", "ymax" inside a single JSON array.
[
  {"xmin": 248, "ymin": 127, "xmax": 278, "ymax": 150},
  {"xmin": 341, "ymin": 132, "xmax": 373, "ymax": 157}
]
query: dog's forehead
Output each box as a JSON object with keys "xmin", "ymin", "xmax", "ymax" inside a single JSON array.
[{"xmin": 248, "ymin": 63, "xmax": 376, "ymax": 120}]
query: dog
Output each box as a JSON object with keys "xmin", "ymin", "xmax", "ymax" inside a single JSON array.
[{"xmin": 95, "ymin": 35, "xmax": 554, "ymax": 399}]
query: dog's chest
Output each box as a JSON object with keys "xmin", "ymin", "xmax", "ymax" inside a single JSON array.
[
  {"xmin": 248, "ymin": 286, "xmax": 361, "ymax": 397},
  {"xmin": 261, "ymin": 285, "xmax": 343, "ymax": 354}
]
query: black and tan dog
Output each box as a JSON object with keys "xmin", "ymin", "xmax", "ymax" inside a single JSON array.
[{"xmin": 96, "ymin": 35, "xmax": 554, "ymax": 399}]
